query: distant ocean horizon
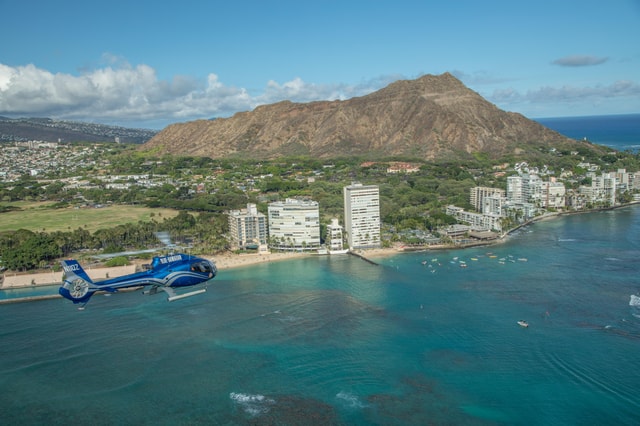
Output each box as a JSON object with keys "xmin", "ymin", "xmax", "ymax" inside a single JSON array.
[{"xmin": 535, "ymin": 113, "xmax": 640, "ymax": 153}]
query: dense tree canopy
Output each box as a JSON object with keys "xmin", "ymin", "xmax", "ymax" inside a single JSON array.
[
  {"xmin": 1, "ymin": 145, "xmax": 639, "ymax": 271},
  {"xmin": 0, "ymin": 231, "xmax": 61, "ymax": 270}
]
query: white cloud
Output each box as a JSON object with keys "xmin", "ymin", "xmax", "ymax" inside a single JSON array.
[
  {"xmin": 491, "ymin": 80, "xmax": 640, "ymax": 104},
  {"xmin": 258, "ymin": 78, "xmax": 342, "ymax": 105},
  {"xmin": 0, "ymin": 61, "xmax": 390, "ymax": 127},
  {"xmin": 488, "ymin": 80, "xmax": 640, "ymax": 116},
  {"xmin": 1, "ymin": 61, "xmax": 637, "ymax": 128},
  {"xmin": 552, "ymin": 55, "xmax": 609, "ymax": 67}
]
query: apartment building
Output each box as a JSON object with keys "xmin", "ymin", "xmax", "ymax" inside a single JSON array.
[
  {"xmin": 470, "ymin": 186, "xmax": 506, "ymax": 212},
  {"xmin": 540, "ymin": 179, "xmax": 566, "ymax": 208},
  {"xmin": 343, "ymin": 183, "xmax": 381, "ymax": 249},
  {"xmin": 228, "ymin": 203, "xmax": 268, "ymax": 250},
  {"xmin": 325, "ymin": 218, "xmax": 346, "ymax": 252},
  {"xmin": 581, "ymin": 172, "xmax": 617, "ymax": 205},
  {"xmin": 268, "ymin": 198, "xmax": 321, "ymax": 251},
  {"xmin": 506, "ymin": 176, "xmax": 524, "ymax": 204},
  {"xmin": 446, "ymin": 205, "xmax": 503, "ymax": 232}
]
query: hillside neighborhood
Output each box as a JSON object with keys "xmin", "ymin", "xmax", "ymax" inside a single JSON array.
[{"xmin": 1, "ymin": 141, "xmax": 639, "ymax": 268}]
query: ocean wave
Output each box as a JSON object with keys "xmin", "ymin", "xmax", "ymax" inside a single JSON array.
[
  {"xmin": 630, "ymin": 295, "xmax": 640, "ymax": 307},
  {"xmin": 336, "ymin": 391, "xmax": 367, "ymax": 409},
  {"xmin": 230, "ymin": 392, "xmax": 275, "ymax": 416}
]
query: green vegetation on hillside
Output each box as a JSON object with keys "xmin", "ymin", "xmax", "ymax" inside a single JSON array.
[{"xmin": 1, "ymin": 143, "xmax": 638, "ymax": 272}]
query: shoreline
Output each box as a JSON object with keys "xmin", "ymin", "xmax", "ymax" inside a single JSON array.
[
  {"xmin": 0, "ymin": 251, "xmax": 311, "ymax": 291},
  {"xmin": 208, "ymin": 251, "xmax": 309, "ymax": 271},
  {"xmin": 2, "ymin": 202, "xmax": 638, "ymax": 297}
]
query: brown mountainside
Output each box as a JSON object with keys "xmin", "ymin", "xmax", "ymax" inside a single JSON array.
[{"xmin": 142, "ymin": 73, "xmax": 590, "ymax": 160}]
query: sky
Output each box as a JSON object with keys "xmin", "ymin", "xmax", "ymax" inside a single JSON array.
[{"xmin": 1, "ymin": 0, "xmax": 639, "ymax": 129}]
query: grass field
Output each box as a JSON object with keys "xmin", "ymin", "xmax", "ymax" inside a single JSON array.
[{"xmin": 0, "ymin": 202, "xmax": 180, "ymax": 233}]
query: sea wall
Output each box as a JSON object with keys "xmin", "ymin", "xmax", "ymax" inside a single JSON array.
[{"xmin": 0, "ymin": 265, "xmax": 137, "ymax": 289}]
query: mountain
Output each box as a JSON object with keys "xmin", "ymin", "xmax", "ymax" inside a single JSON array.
[
  {"xmin": 0, "ymin": 117, "xmax": 157, "ymax": 144},
  {"xmin": 142, "ymin": 72, "xmax": 601, "ymax": 160}
]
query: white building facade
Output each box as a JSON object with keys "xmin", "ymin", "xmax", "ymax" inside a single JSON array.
[
  {"xmin": 470, "ymin": 186, "xmax": 506, "ymax": 213},
  {"xmin": 506, "ymin": 176, "xmax": 524, "ymax": 204},
  {"xmin": 268, "ymin": 198, "xmax": 321, "ymax": 251},
  {"xmin": 343, "ymin": 183, "xmax": 381, "ymax": 249},
  {"xmin": 446, "ymin": 205, "xmax": 503, "ymax": 232},
  {"xmin": 580, "ymin": 172, "xmax": 617, "ymax": 206},
  {"xmin": 228, "ymin": 203, "xmax": 268, "ymax": 250},
  {"xmin": 540, "ymin": 179, "xmax": 566, "ymax": 209},
  {"xmin": 326, "ymin": 218, "xmax": 345, "ymax": 251}
]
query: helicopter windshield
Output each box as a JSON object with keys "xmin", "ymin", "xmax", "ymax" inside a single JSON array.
[{"xmin": 191, "ymin": 262, "xmax": 213, "ymax": 273}]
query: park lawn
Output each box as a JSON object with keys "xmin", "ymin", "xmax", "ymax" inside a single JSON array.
[{"xmin": 0, "ymin": 202, "xmax": 180, "ymax": 233}]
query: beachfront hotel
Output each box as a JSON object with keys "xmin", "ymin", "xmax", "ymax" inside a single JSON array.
[
  {"xmin": 267, "ymin": 198, "xmax": 321, "ymax": 252},
  {"xmin": 326, "ymin": 218, "xmax": 346, "ymax": 252},
  {"xmin": 227, "ymin": 203, "xmax": 268, "ymax": 251},
  {"xmin": 343, "ymin": 183, "xmax": 381, "ymax": 249}
]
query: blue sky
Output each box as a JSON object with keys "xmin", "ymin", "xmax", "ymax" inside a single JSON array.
[{"xmin": 1, "ymin": 0, "xmax": 639, "ymax": 129}]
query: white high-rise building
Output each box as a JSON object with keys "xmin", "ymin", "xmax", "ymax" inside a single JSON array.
[
  {"xmin": 584, "ymin": 172, "xmax": 617, "ymax": 206},
  {"xmin": 343, "ymin": 183, "xmax": 380, "ymax": 249},
  {"xmin": 228, "ymin": 203, "xmax": 268, "ymax": 250},
  {"xmin": 470, "ymin": 186, "xmax": 506, "ymax": 213},
  {"xmin": 506, "ymin": 176, "xmax": 524, "ymax": 204},
  {"xmin": 483, "ymin": 195, "xmax": 506, "ymax": 216},
  {"xmin": 326, "ymin": 218, "xmax": 346, "ymax": 252},
  {"xmin": 540, "ymin": 179, "xmax": 566, "ymax": 208},
  {"xmin": 268, "ymin": 198, "xmax": 320, "ymax": 251},
  {"xmin": 524, "ymin": 173, "xmax": 543, "ymax": 204}
]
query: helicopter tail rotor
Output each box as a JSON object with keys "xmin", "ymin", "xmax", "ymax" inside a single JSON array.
[{"xmin": 59, "ymin": 260, "xmax": 97, "ymax": 305}]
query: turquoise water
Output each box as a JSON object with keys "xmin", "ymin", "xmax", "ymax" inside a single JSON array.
[{"xmin": 1, "ymin": 206, "xmax": 639, "ymax": 425}]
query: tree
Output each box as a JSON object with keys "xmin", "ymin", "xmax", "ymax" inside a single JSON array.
[{"xmin": 1, "ymin": 232, "xmax": 61, "ymax": 271}]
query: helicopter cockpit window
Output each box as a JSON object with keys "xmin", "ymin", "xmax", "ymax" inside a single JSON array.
[{"xmin": 191, "ymin": 262, "xmax": 212, "ymax": 273}]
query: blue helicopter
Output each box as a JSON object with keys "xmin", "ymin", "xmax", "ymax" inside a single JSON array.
[{"xmin": 59, "ymin": 253, "xmax": 217, "ymax": 308}]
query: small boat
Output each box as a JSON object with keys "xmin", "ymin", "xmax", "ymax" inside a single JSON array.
[{"xmin": 517, "ymin": 320, "xmax": 529, "ymax": 328}]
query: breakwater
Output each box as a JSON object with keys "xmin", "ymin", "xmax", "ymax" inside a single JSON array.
[{"xmin": 348, "ymin": 251, "xmax": 379, "ymax": 265}]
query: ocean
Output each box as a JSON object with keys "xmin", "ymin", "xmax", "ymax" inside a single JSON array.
[
  {"xmin": 1, "ymin": 113, "xmax": 639, "ymax": 425},
  {"xmin": 535, "ymin": 113, "xmax": 640, "ymax": 153},
  {"xmin": 1, "ymin": 206, "xmax": 639, "ymax": 425}
]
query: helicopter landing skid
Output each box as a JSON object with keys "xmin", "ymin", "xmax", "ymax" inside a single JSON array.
[{"xmin": 161, "ymin": 286, "xmax": 207, "ymax": 302}]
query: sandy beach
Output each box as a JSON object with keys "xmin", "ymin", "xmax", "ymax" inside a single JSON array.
[
  {"xmin": 207, "ymin": 251, "xmax": 309, "ymax": 270},
  {"xmin": 349, "ymin": 247, "xmax": 403, "ymax": 259},
  {"xmin": 0, "ymin": 251, "xmax": 318, "ymax": 289},
  {"xmin": 7, "ymin": 205, "xmax": 635, "ymax": 290}
]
